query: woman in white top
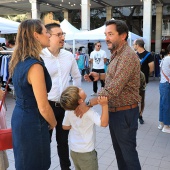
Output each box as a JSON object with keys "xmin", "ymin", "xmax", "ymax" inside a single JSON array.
[{"xmin": 158, "ymin": 44, "xmax": 170, "ymax": 133}]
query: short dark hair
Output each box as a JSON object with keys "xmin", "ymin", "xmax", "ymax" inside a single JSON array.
[
  {"xmin": 78, "ymin": 46, "xmax": 84, "ymax": 52},
  {"xmin": 167, "ymin": 44, "xmax": 170, "ymax": 54},
  {"xmin": 8, "ymin": 39, "xmax": 15, "ymax": 45},
  {"xmin": 135, "ymin": 39, "xmax": 145, "ymax": 48},
  {"xmin": 105, "ymin": 20, "xmax": 129, "ymax": 41},
  {"xmin": 45, "ymin": 23, "xmax": 60, "ymax": 32}
]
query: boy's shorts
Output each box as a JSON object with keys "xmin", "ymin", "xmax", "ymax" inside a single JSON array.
[{"xmin": 70, "ymin": 149, "xmax": 98, "ymax": 170}]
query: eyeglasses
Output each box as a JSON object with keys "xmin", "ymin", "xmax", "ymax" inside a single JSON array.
[
  {"xmin": 97, "ymin": 45, "xmax": 101, "ymax": 47},
  {"xmin": 50, "ymin": 32, "xmax": 66, "ymax": 38}
]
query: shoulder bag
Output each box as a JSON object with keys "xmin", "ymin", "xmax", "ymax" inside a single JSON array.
[{"xmin": 0, "ymin": 79, "xmax": 13, "ymax": 151}]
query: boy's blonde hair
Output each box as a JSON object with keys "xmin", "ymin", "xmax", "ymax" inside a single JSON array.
[{"xmin": 60, "ymin": 86, "xmax": 81, "ymax": 110}]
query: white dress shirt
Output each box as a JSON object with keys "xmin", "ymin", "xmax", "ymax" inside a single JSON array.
[
  {"xmin": 62, "ymin": 108, "xmax": 101, "ymax": 153},
  {"xmin": 41, "ymin": 48, "xmax": 81, "ymax": 101}
]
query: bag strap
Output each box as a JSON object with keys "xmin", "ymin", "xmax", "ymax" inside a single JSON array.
[
  {"xmin": 140, "ymin": 52, "xmax": 150, "ymax": 64},
  {"xmin": 0, "ymin": 78, "xmax": 11, "ymax": 111}
]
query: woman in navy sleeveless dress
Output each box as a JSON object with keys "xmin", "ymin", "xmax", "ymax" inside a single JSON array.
[{"xmin": 9, "ymin": 19, "xmax": 57, "ymax": 170}]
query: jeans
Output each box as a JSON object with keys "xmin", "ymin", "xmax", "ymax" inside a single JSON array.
[
  {"xmin": 159, "ymin": 82, "xmax": 170, "ymax": 125},
  {"xmin": 109, "ymin": 107, "xmax": 141, "ymax": 170},
  {"xmin": 92, "ymin": 68, "xmax": 105, "ymax": 93},
  {"xmin": 49, "ymin": 103, "xmax": 71, "ymax": 170}
]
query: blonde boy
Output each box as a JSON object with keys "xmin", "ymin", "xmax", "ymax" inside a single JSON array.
[{"xmin": 60, "ymin": 86, "xmax": 108, "ymax": 170}]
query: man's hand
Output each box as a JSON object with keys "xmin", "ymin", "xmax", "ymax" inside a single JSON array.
[
  {"xmin": 74, "ymin": 102, "xmax": 90, "ymax": 118},
  {"xmin": 84, "ymin": 72, "xmax": 99, "ymax": 82}
]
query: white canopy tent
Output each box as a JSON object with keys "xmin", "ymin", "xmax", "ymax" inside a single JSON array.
[
  {"xmin": 60, "ymin": 19, "xmax": 142, "ymax": 55},
  {"xmin": 60, "ymin": 19, "xmax": 80, "ymax": 41},
  {"xmin": 73, "ymin": 25, "xmax": 142, "ymax": 45},
  {"xmin": 70, "ymin": 25, "xmax": 142, "ymax": 56},
  {"xmin": 0, "ymin": 17, "xmax": 20, "ymax": 34}
]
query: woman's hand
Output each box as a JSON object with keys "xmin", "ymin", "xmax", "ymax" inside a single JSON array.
[
  {"xmin": 74, "ymin": 102, "xmax": 90, "ymax": 118},
  {"xmin": 48, "ymin": 124, "xmax": 57, "ymax": 130}
]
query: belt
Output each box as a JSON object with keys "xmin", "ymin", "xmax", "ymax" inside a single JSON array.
[
  {"xmin": 112, "ymin": 103, "xmax": 138, "ymax": 112},
  {"xmin": 48, "ymin": 100, "xmax": 61, "ymax": 107}
]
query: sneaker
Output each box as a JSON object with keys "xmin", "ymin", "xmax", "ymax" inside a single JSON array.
[
  {"xmin": 158, "ymin": 122, "xmax": 164, "ymax": 130},
  {"xmin": 91, "ymin": 92, "xmax": 97, "ymax": 96},
  {"xmin": 158, "ymin": 124, "xmax": 164, "ymax": 130},
  {"xmin": 162, "ymin": 127, "xmax": 170, "ymax": 133},
  {"xmin": 139, "ymin": 116, "xmax": 144, "ymax": 124}
]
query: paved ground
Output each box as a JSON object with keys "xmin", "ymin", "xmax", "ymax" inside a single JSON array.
[{"xmin": 4, "ymin": 78, "xmax": 170, "ymax": 170}]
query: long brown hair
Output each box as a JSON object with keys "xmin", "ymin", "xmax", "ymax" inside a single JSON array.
[{"xmin": 9, "ymin": 19, "xmax": 43, "ymax": 76}]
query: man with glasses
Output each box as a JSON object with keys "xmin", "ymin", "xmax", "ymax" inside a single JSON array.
[
  {"xmin": 90, "ymin": 41, "xmax": 107, "ymax": 96},
  {"xmin": 41, "ymin": 23, "xmax": 81, "ymax": 170}
]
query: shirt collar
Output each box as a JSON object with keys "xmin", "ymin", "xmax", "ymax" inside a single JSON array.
[{"xmin": 42, "ymin": 48, "xmax": 62, "ymax": 58}]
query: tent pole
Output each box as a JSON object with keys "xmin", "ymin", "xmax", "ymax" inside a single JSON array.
[{"xmin": 73, "ymin": 39, "xmax": 75, "ymax": 55}]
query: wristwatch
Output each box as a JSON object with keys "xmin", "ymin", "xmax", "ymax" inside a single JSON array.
[{"xmin": 86, "ymin": 100, "xmax": 93, "ymax": 107}]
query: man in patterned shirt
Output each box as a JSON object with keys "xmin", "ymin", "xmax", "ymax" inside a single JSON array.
[{"xmin": 83, "ymin": 20, "xmax": 141, "ymax": 170}]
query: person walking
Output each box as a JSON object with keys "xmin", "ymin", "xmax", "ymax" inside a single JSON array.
[
  {"xmin": 83, "ymin": 20, "xmax": 141, "ymax": 170},
  {"xmin": 41, "ymin": 23, "xmax": 81, "ymax": 170},
  {"xmin": 9, "ymin": 19, "xmax": 57, "ymax": 170},
  {"xmin": 158, "ymin": 44, "xmax": 170, "ymax": 133},
  {"xmin": 133, "ymin": 38, "xmax": 154, "ymax": 124},
  {"xmin": 90, "ymin": 41, "xmax": 107, "ymax": 96},
  {"xmin": 133, "ymin": 39, "xmax": 154, "ymax": 83}
]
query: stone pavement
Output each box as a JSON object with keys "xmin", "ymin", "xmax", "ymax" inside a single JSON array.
[{"xmin": 4, "ymin": 78, "xmax": 170, "ymax": 170}]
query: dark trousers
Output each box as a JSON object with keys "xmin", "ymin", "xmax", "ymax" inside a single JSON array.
[
  {"xmin": 92, "ymin": 68, "xmax": 105, "ymax": 93},
  {"xmin": 49, "ymin": 102, "xmax": 71, "ymax": 170},
  {"xmin": 109, "ymin": 107, "xmax": 141, "ymax": 170}
]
